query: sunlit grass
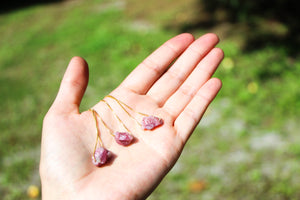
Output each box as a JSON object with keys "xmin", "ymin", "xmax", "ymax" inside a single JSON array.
[{"xmin": 0, "ymin": 1, "xmax": 171, "ymax": 199}]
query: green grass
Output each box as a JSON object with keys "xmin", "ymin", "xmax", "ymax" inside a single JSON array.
[
  {"xmin": 0, "ymin": 1, "xmax": 171, "ymax": 199},
  {"xmin": 1, "ymin": 0, "xmax": 300, "ymax": 199}
]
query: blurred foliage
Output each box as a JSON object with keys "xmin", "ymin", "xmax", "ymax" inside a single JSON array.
[
  {"xmin": 191, "ymin": 0, "xmax": 300, "ymax": 56},
  {"xmin": 0, "ymin": 0, "xmax": 64, "ymax": 14}
]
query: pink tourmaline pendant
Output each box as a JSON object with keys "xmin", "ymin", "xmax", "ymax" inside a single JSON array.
[
  {"xmin": 141, "ymin": 115, "xmax": 164, "ymax": 130},
  {"xmin": 113, "ymin": 131, "xmax": 134, "ymax": 146},
  {"xmin": 92, "ymin": 147, "xmax": 111, "ymax": 167}
]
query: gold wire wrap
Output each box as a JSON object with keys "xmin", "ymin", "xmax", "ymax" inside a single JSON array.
[
  {"xmin": 106, "ymin": 95, "xmax": 149, "ymax": 117},
  {"xmin": 89, "ymin": 109, "xmax": 103, "ymax": 156},
  {"xmin": 93, "ymin": 109, "xmax": 114, "ymax": 137},
  {"xmin": 100, "ymin": 99, "xmax": 131, "ymax": 133}
]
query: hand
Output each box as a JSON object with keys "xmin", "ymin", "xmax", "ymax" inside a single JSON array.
[{"xmin": 40, "ymin": 33, "xmax": 224, "ymax": 199}]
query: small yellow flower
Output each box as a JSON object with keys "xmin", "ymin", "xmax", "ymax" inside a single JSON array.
[
  {"xmin": 222, "ymin": 57, "xmax": 234, "ymax": 71},
  {"xmin": 188, "ymin": 180, "xmax": 207, "ymax": 193},
  {"xmin": 27, "ymin": 185, "xmax": 39, "ymax": 199},
  {"xmin": 247, "ymin": 82, "xmax": 258, "ymax": 94}
]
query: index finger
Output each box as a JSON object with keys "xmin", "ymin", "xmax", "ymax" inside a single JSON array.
[{"xmin": 119, "ymin": 33, "xmax": 194, "ymax": 94}]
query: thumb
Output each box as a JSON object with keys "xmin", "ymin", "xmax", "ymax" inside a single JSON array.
[{"xmin": 51, "ymin": 56, "xmax": 89, "ymax": 114}]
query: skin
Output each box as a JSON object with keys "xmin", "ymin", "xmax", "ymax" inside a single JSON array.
[{"xmin": 40, "ymin": 33, "xmax": 224, "ymax": 200}]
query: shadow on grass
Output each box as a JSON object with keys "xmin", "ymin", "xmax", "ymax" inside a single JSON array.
[
  {"xmin": 0, "ymin": 0, "xmax": 64, "ymax": 14},
  {"xmin": 176, "ymin": 0, "xmax": 300, "ymax": 57}
]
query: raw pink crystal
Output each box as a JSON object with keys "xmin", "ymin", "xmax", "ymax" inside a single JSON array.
[
  {"xmin": 141, "ymin": 115, "xmax": 164, "ymax": 130},
  {"xmin": 92, "ymin": 147, "xmax": 111, "ymax": 167},
  {"xmin": 114, "ymin": 131, "xmax": 134, "ymax": 146}
]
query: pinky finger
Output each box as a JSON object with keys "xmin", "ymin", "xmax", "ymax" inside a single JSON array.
[{"xmin": 174, "ymin": 78, "xmax": 222, "ymax": 143}]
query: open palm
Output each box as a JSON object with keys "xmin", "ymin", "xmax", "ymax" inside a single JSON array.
[{"xmin": 40, "ymin": 33, "xmax": 224, "ymax": 199}]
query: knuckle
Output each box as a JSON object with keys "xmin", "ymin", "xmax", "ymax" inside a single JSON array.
[
  {"xmin": 142, "ymin": 59, "xmax": 161, "ymax": 75},
  {"xmin": 184, "ymin": 107, "xmax": 199, "ymax": 124},
  {"xmin": 167, "ymin": 69, "xmax": 185, "ymax": 83},
  {"xmin": 179, "ymin": 84, "xmax": 195, "ymax": 98}
]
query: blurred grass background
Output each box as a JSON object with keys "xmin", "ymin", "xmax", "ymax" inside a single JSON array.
[{"xmin": 0, "ymin": 0, "xmax": 300, "ymax": 199}]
